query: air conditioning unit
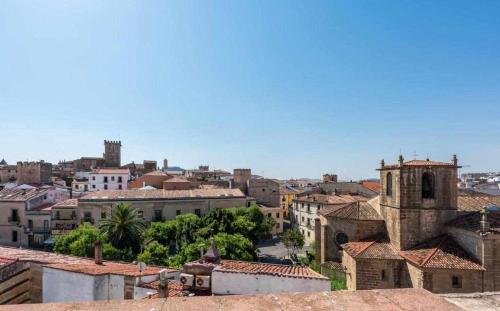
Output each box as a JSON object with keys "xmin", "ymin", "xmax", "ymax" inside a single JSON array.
[
  {"xmin": 179, "ymin": 273, "xmax": 194, "ymax": 287},
  {"xmin": 195, "ymin": 275, "xmax": 211, "ymax": 289}
]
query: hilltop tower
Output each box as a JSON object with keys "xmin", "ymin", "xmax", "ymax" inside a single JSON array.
[
  {"xmin": 378, "ymin": 155, "xmax": 459, "ymax": 250},
  {"xmin": 103, "ymin": 140, "xmax": 121, "ymax": 168}
]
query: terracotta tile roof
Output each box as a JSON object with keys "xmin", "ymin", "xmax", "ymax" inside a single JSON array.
[
  {"xmin": 448, "ymin": 211, "xmax": 500, "ymax": 233},
  {"xmin": 52, "ymin": 198, "xmax": 78, "ymax": 208},
  {"xmin": 361, "ymin": 181, "xmax": 381, "ymax": 193},
  {"xmin": 320, "ymin": 201, "xmax": 383, "ymax": 221},
  {"xmin": 214, "ymin": 260, "xmax": 328, "ymax": 280},
  {"xmin": 0, "ymin": 256, "xmax": 17, "ymax": 266},
  {"xmin": 0, "ymin": 245, "xmax": 177, "ymax": 276},
  {"xmin": 294, "ymin": 194, "xmax": 361, "ymax": 205},
  {"xmin": 164, "ymin": 177, "xmax": 191, "ymax": 183},
  {"xmin": 144, "ymin": 171, "xmax": 170, "ymax": 176},
  {"xmin": 80, "ymin": 188, "xmax": 246, "ymax": 201},
  {"xmin": 400, "ymin": 235, "xmax": 484, "ymax": 271},
  {"xmin": 140, "ymin": 280, "xmax": 210, "ymax": 298},
  {"xmin": 343, "ymin": 238, "xmax": 401, "ymax": 260},
  {"xmin": 45, "ymin": 261, "xmax": 171, "ymax": 277},
  {"xmin": 0, "ymin": 187, "xmax": 49, "ymax": 202},
  {"xmin": 91, "ymin": 168, "xmax": 130, "ymax": 174},
  {"xmin": 28, "ymin": 202, "xmax": 55, "ymax": 211},
  {"xmin": 457, "ymin": 189, "xmax": 500, "ymax": 212}
]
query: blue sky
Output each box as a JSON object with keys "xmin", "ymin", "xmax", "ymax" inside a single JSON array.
[{"xmin": 0, "ymin": 1, "xmax": 499, "ymax": 180}]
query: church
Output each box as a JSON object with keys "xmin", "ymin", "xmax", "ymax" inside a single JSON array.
[{"xmin": 316, "ymin": 155, "xmax": 500, "ymax": 293}]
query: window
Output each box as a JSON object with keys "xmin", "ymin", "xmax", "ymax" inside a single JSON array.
[
  {"xmin": 10, "ymin": 209, "xmax": 19, "ymax": 222},
  {"xmin": 28, "ymin": 219, "xmax": 33, "ymax": 229},
  {"xmin": 307, "ymin": 204, "xmax": 310, "ymax": 212},
  {"xmin": 452, "ymin": 276, "xmax": 462, "ymax": 288},
  {"xmin": 92, "ymin": 176, "xmax": 95, "ymax": 181},
  {"xmin": 307, "ymin": 218, "xmax": 310, "ymax": 226},
  {"xmin": 137, "ymin": 210, "xmax": 144, "ymax": 218},
  {"xmin": 101, "ymin": 212, "xmax": 106, "ymax": 219},
  {"xmin": 12, "ymin": 231, "xmax": 17, "ymax": 243},
  {"xmin": 422, "ymin": 172, "xmax": 435, "ymax": 199},
  {"xmin": 118, "ymin": 176, "xmax": 123, "ymax": 183},
  {"xmin": 75, "ymin": 184, "xmax": 79, "ymax": 189},
  {"xmin": 43, "ymin": 220, "xmax": 49, "ymax": 229},
  {"xmin": 268, "ymin": 213, "xmax": 272, "ymax": 218},
  {"xmin": 386, "ymin": 173, "xmax": 393, "ymax": 196},
  {"xmin": 335, "ymin": 232, "xmax": 349, "ymax": 246},
  {"xmin": 92, "ymin": 185, "xmax": 96, "ymax": 189},
  {"xmin": 104, "ymin": 176, "xmax": 108, "ymax": 183},
  {"xmin": 276, "ymin": 213, "xmax": 280, "ymax": 218},
  {"xmin": 307, "ymin": 231, "xmax": 310, "ymax": 237},
  {"xmin": 118, "ymin": 184, "xmax": 122, "ymax": 190},
  {"xmin": 104, "ymin": 184, "xmax": 108, "ymax": 190},
  {"xmin": 154, "ymin": 210, "xmax": 163, "ymax": 221},
  {"xmin": 381, "ymin": 270, "xmax": 387, "ymax": 281},
  {"xmin": 71, "ymin": 211, "xmax": 76, "ymax": 219},
  {"xmin": 55, "ymin": 211, "xmax": 60, "ymax": 220},
  {"xmin": 301, "ymin": 216, "xmax": 305, "ymax": 222},
  {"xmin": 84, "ymin": 212, "xmax": 92, "ymax": 222},
  {"xmin": 111, "ymin": 176, "xmax": 115, "ymax": 181},
  {"xmin": 176, "ymin": 210, "xmax": 181, "ymax": 216},
  {"xmin": 84, "ymin": 185, "xmax": 88, "ymax": 191},
  {"xmin": 195, "ymin": 209, "xmax": 201, "ymax": 216}
]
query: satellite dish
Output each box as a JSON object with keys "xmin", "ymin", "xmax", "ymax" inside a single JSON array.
[{"xmin": 138, "ymin": 261, "xmax": 146, "ymax": 273}]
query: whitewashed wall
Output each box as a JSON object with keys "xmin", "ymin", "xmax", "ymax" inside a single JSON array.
[
  {"xmin": 211, "ymin": 271, "xmax": 330, "ymax": 295},
  {"xmin": 43, "ymin": 267, "xmax": 96, "ymax": 302}
]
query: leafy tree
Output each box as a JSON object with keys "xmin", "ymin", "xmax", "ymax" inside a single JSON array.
[
  {"xmin": 54, "ymin": 223, "xmax": 102, "ymax": 257},
  {"xmin": 143, "ymin": 221, "xmax": 177, "ymax": 246},
  {"xmin": 173, "ymin": 214, "xmax": 202, "ymax": 248},
  {"xmin": 99, "ymin": 203, "xmax": 145, "ymax": 253},
  {"xmin": 201, "ymin": 208, "xmax": 236, "ymax": 235},
  {"xmin": 137, "ymin": 241, "xmax": 169, "ymax": 266},
  {"xmin": 213, "ymin": 233, "xmax": 255, "ymax": 261},
  {"xmin": 283, "ymin": 228, "xmax": 305, "ymax": 257}
]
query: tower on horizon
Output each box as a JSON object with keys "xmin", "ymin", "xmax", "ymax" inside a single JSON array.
[{"xmin": 103, "ymin": 140, "xmax": 122, "ymax": 168}]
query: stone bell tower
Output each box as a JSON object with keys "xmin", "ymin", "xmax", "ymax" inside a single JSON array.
[
  {"xmin": 378, "ymin": 155, "xmax": 460, "ymax": 250},
  {"xmin": 103, "ymin": 140, "xmax": 122, "ymax": 168}
]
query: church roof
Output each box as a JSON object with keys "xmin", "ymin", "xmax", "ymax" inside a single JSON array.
[
  {"xmin": 320, "ymin": 201, "xmax": 383, "ymax": 221},
  {"xmin": 448, "ymin": 211, "xmax": 500, "ymax": 233},
  {"xmin": 0, "ymin": 158, "xmax": 7, "ymax": 165},
  {"xmin": 342, "ymin": 237, "xmax": 401, "ymax": 260},
  {"xmin": 400, "ymin": 235, "xmax": 484, "ymax": 271}
]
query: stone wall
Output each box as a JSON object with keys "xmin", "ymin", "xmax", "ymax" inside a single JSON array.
[
  {"xmin": 248, "ymin": 179, "xmax": 280, "ymax": 207},
  {"xmin": 353, "ymin": 259, "xmax": 403, "ymax": 290}
]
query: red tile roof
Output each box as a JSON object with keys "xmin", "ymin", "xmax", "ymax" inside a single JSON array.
[
  {"xmin": 320, "ymin": 201, "xmax": 383, "ymax": 221},
  {"xmin": 45, "ymin": 261, "xmax": 175, "ymax": 277},
  {"xmin": 0, "ymin": 187, "xmax": 50, "ymax": 202},
  {"xmin": 457, "ymin": 190, "xmax": 500, "ymax": 212},
  {"xmin": 342, "ymin": 238, "xmax": 401, "ymax": 260},
  {"xmin": 0, "ymin": 256, "xmax": 17, "ymax": 266},
  {"xmin": 91, "ymin": 168, "xmax": 130, "ymax": 174},
  {"xmin": 361, "ymin": 181, "xmax": 381, "ymax": 193},
  {"xmin": 80, "ymin": 188, "xmax": 246, "ymax": 201},
  {"xmin": 449, "ymin": 211, "xmax": 500, "ymax": 233},
  {"xmin": 400, "ymin": 235, "xmax": 484, "ymax": 271},
  {"xmin": 52, "ymin": 198, "xmax": 78, "ymax": 209},
  {"xmin": 214, "ymin": 260, "xmax": 328, "ymax": 280},
  {"xmin": 294, "ymin": 194, "xmax": 363, "ymax": 205}
]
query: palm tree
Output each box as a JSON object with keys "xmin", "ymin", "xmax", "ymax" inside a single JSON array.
[{"xmin": 99, "ymin": 203, "xmax": 145, "ymax": 253}]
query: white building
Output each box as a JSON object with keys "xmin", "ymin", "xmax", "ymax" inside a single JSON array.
[
  {"xmin": 291, "ymin": 194, "xmax": 364, "ymax": 245},
  {"xmin": 88, "ymin": 168, "xmax": 130, "ymax": 192}
]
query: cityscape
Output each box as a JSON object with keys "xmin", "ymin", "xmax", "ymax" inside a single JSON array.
[{"xmin": 1, "ymin": 1, "xmax": 499, "ymax": 310}]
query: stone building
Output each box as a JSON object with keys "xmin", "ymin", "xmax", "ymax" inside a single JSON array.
[
  {"xmin": 16, "ymin": 161, "xmax": 52, "ymax": 185},
  {"xmin": 292, "ymin": 194, "xmax": 367, "ymax": 245},
  {"xmin": 103, "ymin": 140, "xmax": 122, "ymax": 168},
  {"xmin": 232, "ymin": 168, "xmax": 252, "ymax": 195},
  {"xmin": 259, "ymin": 205, "xmax": 284, "ymax": 235},
  {"xmin": 142, "ymin": 160, "xmax": 157, "ymax": 174},
  {"xmin": 316, "ymin": 155, "xmax": 500, "ymax": 294},
  {"xmin": 0, "ymin": 160, "xmax": 17, "ymax": 184},
  {"xmin": 248, "ymin": 179, "xmax": 281, "ymax": 207}
]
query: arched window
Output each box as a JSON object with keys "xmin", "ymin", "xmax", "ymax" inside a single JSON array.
[
  {"xmin": 386, "ymin": 173, "xmax": 392, "ymax": 196},
  {"xmin": 422, "ymin": 172, "xmax": 435, "ymax": 199}
]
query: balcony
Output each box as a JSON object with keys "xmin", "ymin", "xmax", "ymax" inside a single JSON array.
[
  {"xmin": 52, "ymin": 215, "xmax": 77, "ymax": 221},
  {"xmin": 8, "ymin": 217, "xmax": 20, "ymax": 225},
  {"xmin": 25, "ymin": 227, "xmax": 50, "ymax": 234}
]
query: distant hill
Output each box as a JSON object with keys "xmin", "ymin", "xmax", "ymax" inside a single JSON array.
[{"xmin": 167, "ymin": 166, "xmax": 184, "ymax": 172}]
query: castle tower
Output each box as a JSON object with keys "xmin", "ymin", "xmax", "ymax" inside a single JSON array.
[
  {"xmin": 378, "ymin": 155, "xmax": 460, "ymax": 250},
  {"xmin": 163, "ymin": 159, "xmax": 169, "ymax": 172},
  {"xmin": 233, "ymin": 168, "xmax": 251, "ymax": 195},
  {"xmin": 103, "ymin": 140, "xmax": 122, "ymax": 168}
]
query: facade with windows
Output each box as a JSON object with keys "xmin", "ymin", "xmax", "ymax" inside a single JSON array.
[
  {"xmin": 76, "ymin": 188, "xmax": 254, "ymax": 229},
  {"xmin": 0, "ymin": 186, "xmax": 68, "ymax": 247},
  {"xmin": 88, "ymin": 169, "xmax": 130, "ymax": 192},
  {"xmin": 259, "ymin": 205, "xmax": 283, "ymax": 235},
  {"xmin": 291, "ymin": 194, "xmax": 361, "ymax": 245}
]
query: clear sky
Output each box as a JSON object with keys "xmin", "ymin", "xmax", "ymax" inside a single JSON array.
[{"xmin": 0, "ymin": 1, "xmax": 499, "ymax": 180}]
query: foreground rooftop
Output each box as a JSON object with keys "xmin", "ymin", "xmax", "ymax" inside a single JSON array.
[{"xmin": 1, "ymin": 289, "xmax": 461, "ymax": 310}]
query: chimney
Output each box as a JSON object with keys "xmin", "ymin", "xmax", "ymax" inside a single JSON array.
[
  {"xmin": 480, "ymin": 206, "xmax": 490, "ymax": 234},
  {"xmin": 452, "ymin": 154, "xmax": 458, "ymax": 166},
  {"xmin": 158, "ymin": 269, "xmax": 169, "ymax": 298},
  {"xmin": 95, "ymin": 240, "xmax": 103, "ymax": 265}
]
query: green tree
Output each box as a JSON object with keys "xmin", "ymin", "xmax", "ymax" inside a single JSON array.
[
  {"xmin": 173, "ymin": 214, "xmax": 202, "ymax": 248},
  {"xmin": 283, "ymin": 228, "xmax": 305, "ymax": 257},
  {"xmin": 54, "ymin": 223, "xmax": 102, "ymax": 257},
  {"xmin": 99, "ymin": 203, "xmax": 145, "ymax": 253},
  {"xmin": 143, "ymin": 221, "xmax": 177, "ymax": 246},
  {"xmin": 137, "ymin": 241, "xmax": 169, "ymax": 266}
]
